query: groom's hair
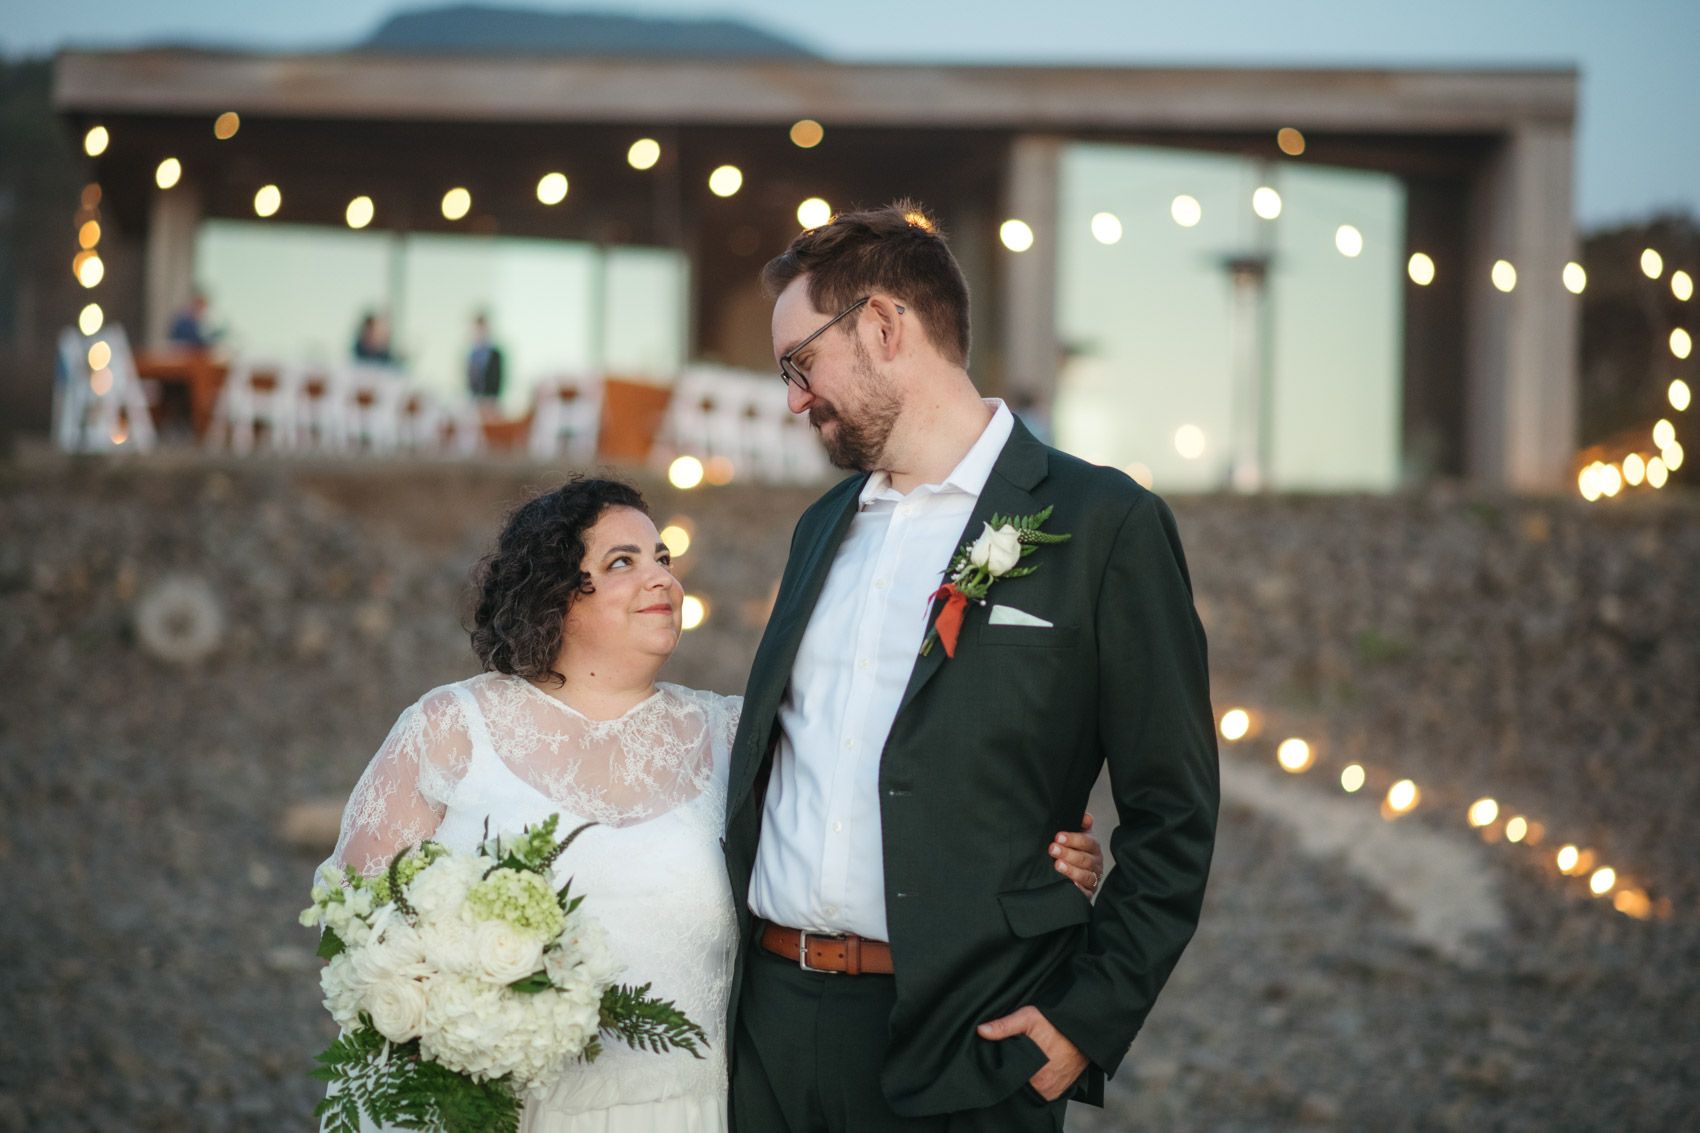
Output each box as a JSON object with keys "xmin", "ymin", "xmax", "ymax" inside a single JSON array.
[
  {"xmin": 468, "ymin": 477, "xmax": 649, "ymax": 688},
  {"xmin": 761, "ymin": 199, "xmax": 970, "ymax": 367}
]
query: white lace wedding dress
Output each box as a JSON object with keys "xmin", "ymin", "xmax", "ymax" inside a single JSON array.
[{"xmin": 325, "ymin": 671, "xmax": 741, "ymax": 1132}]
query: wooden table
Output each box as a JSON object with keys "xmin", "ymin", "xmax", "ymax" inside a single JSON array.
[{"xmin": 135, "ymin": 349, "xmax": 228, "ymax": 440}]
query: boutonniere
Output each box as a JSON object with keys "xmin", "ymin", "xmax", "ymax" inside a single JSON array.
[{"xmin": 921, "ymin": 505, "xmax": 1072, "ymax": 658}]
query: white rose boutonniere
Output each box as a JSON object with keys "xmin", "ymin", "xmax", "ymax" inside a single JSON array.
[{"xmin": 923, "ymin": 505, "xmax": 1071, "ymax": 658}]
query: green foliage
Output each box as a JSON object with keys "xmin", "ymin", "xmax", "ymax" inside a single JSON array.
[
  {"xmin": 599, "ymin": 983, "xmax": 710, "ymax": 1058},
  {"xmin": 317, "ymin": 928, "xmax": 346, "ymax": 961},
  {"xmin": 312, "ymin": 1021, "xmax": 523, "ymax": 1133}
]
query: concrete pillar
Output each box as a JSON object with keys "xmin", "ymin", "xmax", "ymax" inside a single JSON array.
[
  {"xmin": 143, "ymin": 180, "xmax": 202, "ymax": 348},
  {"xmin": 1462, "ymin": 121, "xmax": 1579, "ymax": 490},
  {"xmin": 1000, "ymin": 134, "xmax": 1063, "ymax": 411}
]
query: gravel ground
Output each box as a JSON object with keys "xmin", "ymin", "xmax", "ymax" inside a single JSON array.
[{"xmin": 0, "ymin": 453, "xmax": 1694, "ymax": 1132}]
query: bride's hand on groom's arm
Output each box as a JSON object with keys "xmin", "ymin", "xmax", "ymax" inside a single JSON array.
[
  {"xmin": 1050, "ymin": 811, "xmax": 1105, "ymax": 898},
  {"xmin": 975, "ymin": 1006, "xmax": 1090, "ymax": 1101}
]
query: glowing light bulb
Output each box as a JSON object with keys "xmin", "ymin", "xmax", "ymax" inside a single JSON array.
[
  {"xmin": 1578, "ymin": 463, "xmax": 1602, "ymax": 502},
  {"xmin": 797, "ymin": 197, "xmax": 832, "ymax": 229},
  {"xmin": 441, "ymin": 188, "xmax": 472, "ymax": 221},
  {"xmin": 155, "ymin": 158, "xmax": 182, "ymax": 190},
  {"xmin": 1340, "ymin": 764, "xmax": 1365, "ymax": 793},
  {"xmin": 253, "ymin": 184, "xmax": 281, "ymax": 218},
  {"xmin": 76, "ymin": 252, "xmax": 104, "ymax": 289},
  {"xmin": 1653, "ymin": 419, "xmax": 1677, "ymax": 449},
  {"xmin": 668, "ymin": 456, "xmax": 704, "ymax": 490},
  {"xmin": 213, "ymin": 111, "xmax": 240, "ymax": 140},
  {"xmin": 1674, "ymin": 270, "xmax": 1694, "ymax": 302},
  {"xmin": 83, "ymin": 125, "xmax": 110, "ymax": 157},
  {"xmin": 708, "ymin": 165, "xmax": 743, "ymax": 198},
  {"xmin": 627, "ymin": 138, "xmax": 661, "ymax": 170},
  {"xmin": 1556, "ymin": 845, "xmax": 1580, "ymax": 873},
  {"xmin": 1671, "ymin": 328, "xmax": 1692, "ymax": 360},
  {"xmin": 87, "ymin": 341, "xmax": 112, "ymax": 371},
  {"xmin": 1492, "ymin": 260, "xmax": 1517, "ymax": 292},
  {"xmin": 680, "ymin": 595, "xmax": 707, "ymax": 630},
  {"xmin": 1589, "ymin": 867, "xmax": 1616, "ymax": 896},
  {"xmin": 1251, "ymin": 186, "xmax": 1282, "ymax": 220},
  {"xmin": 659, "ymin": 524, "xmax": 691, "ymax": 557},
  {"xmin": 1174, "ymin": 424, "xmax": 1206, "ymax": 460},
  {"xmin": 1467, "ymin": 798, "xmax": 1499, "ymax": 827},
  {"xmin": 1563, "ymin": 262, "xmax": 1587, "ymax": 294},
  {"xmin": 1276, "ymin": 127, "xmax": 1306, "ymax": 156},
  {"xmin": 1276, "ymin": 738, "xmax": 1314, "ymax": 773},
  {"xmin": 1385, "ymin": 779, "xmax": 1419, "ymax": 814},
  {"xmin": 1408, "ymin": 253, "xmax": 1436, "ymax": 286},
  {"xmin": 1598, "ymin": 463, "xmax": 1623, "ymax": 497},
  {"xmin": 1335, "ymin": 225, "xmax": 1364, "ymax": 258},
  {"xmin": 1670, "ymin": 379, "xmax": 1692, "ymax": 412},
  {"xmin": 346, "ymin": 195, "xmax": 375, "ymax": 229},
  {"xmin": 1623, "ymin": 453, "xmax": 1646, "ymax": 486},
  {"xmin": 1641, "ymin": 248, "xmax": 1664, "ymax": 279},
  {"xmin": 1505, "ymin": 816, "xmax": 1528, "ymax": 843},
  {"xmin": 1218, "ymin": 709, "xmax": 1250, "ymax": 742},
  {"xmin": 78, "ymin": 303, "xmax": 104, "ymax": 336},
  {"xmin": 1170, "ymin": 195, "xmax": 1202, "ymax": 228},
  {"xmin": 1090, "ymin": 212, "xmax": 1123, "ymax": 245},
  {"xmin": 1646, "ymin": 456, "xmax": 1669, "ymax": 489},
  {"xmin": 1663, "ymin": 440, "xmax": 1684, "ymax": 471},
  {"xmin": 536, "ymin": 173, "xmax": 569, "ymax": 205},
  {"xmin": 789, "ymin": 119, "xmax": 824, "ymax": 148},
  {"xmin": 1000, "ymin": 219, "xmax": 1035, "ymax": 253}
]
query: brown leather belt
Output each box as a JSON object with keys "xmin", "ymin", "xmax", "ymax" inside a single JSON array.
[{"xmin": 757, "ymin": 919, "xmax": 894, "ymax": 975}]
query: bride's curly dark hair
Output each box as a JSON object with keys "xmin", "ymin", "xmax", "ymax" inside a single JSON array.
[{"xmin": 469, "ymin": 477, "xmax": 649, "ymax": 687}]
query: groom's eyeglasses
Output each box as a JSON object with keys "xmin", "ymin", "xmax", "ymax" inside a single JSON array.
[{"xmin": 778, "ymin": 296, "xmax": 904, "ymax": 392}]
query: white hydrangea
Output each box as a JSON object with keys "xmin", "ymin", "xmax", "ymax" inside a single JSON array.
[{"xmin": 406, "ymin": 855, "xmax": 482, "ymax": 922}]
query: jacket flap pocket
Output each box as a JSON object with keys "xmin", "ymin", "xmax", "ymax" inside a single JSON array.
[{"xmin": 997, "ymin": 878, "xmax": 1093, "ymax": 938}]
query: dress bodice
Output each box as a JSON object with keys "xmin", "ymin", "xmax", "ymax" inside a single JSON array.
[{"xmin": 325, "ymin": 672, "xmax": 743, "ymax": 1116}]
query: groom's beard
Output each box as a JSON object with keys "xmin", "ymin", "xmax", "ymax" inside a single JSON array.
[{"xmin": 809, "ymin": 345, "xmax": 901, "ymax": 472}]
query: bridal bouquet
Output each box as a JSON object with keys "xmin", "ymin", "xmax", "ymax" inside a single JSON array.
[{"xmin": 301, "ymin": 815, "xmax": 706, "ymax": 1133}]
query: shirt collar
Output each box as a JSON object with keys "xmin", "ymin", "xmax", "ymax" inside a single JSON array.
[{"xmin": 858, "ymin": 400, "xmax": 1014, "ymax": 507}]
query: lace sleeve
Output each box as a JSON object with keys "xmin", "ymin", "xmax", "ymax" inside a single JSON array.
[
  {"xmin": 708, "ymin": 693, "xmax": 743, "ymax": 788},
  {"xmin": 326, "ymin": 688, "xmax": 474, "ymax": 878}
]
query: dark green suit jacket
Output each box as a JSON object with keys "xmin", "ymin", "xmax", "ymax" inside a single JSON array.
[{"xmin": 724, "ymin": 419, "xmax": 1219, "ymax": 1116}]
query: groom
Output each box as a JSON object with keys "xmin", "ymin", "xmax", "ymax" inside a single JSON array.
[{"xmin": 724, "ymin": 202, "xmax": 1218, "ymax": 1131}]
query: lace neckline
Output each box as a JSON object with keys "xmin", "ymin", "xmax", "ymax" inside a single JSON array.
[{"xmin": 515, "ymin": 676, "xmax": 668, "ymax": 726}]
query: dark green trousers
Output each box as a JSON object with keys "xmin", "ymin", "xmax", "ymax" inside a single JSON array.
[{"xmin": 731, "ymin": 945, "xmax": 1068, "ymax": 1133}]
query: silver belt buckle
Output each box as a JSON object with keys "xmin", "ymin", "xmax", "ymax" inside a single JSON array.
[{"xmin": 797, "ymin": 929, "xmax": 846, "ymax": 974}]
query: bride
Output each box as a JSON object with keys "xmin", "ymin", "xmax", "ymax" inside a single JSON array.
[{"xmin": 321, "ymin": 478, "xmax": 1104, "ymax": 1132}]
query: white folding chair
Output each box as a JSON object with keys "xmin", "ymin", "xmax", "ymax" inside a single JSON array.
[
  {"xmin": 340, "ymin": 365, "xmax": 408, "ymax": 454},
  {"xmin": 54, "ymin": 324, "xmax": 157, "ymax": 453},
  {"xmin": 292, "ymin": 366, "xmax": 348, "ymax": 453},
  {"xmin": 529, "ymin": 376, "xmax": 603, "ymax": 463},
  {"xmin": 210, "ymin": 358, "xmax": 301, "ymax": 454}
]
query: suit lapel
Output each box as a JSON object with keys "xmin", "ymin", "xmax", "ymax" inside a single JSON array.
[{"xmin": 894, "ymin": 419, "xmax": 1050, "ymax": 719}]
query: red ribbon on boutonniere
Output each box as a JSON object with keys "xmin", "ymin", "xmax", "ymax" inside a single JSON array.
[{"xmin": 927, "ymin": 582, "xmax": 970, "ymax": 658}]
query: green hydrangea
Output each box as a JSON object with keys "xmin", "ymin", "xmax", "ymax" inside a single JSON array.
[{"xmin": 467, "ymin": 868, "xmax": 565, "ymax": 937}]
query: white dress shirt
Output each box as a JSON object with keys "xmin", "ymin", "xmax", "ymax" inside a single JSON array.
[{"xmin": 749, "ymin": 401, "xmax": 1015, "ymax": 940}]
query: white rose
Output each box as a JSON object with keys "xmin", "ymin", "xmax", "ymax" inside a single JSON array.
[
  {"xmin": 969, "ymin": 522, "xmax": 1022, "ymax": 576},
  {"xmin": 350, "ymin": 920, "xmax": 432, "ymax": 987},
  {"xmin": 420, "ymin": 917, "xmax": 479, "ymax": 975},
  {"xmin": 475, "ymin": 919, "xmax": 545, "ymax": 985},
  {"xmin": 366, "ymin": 976, "xmax": 429, "ymax": 1042},
  {"xmin": 320, "ymin": 954, "xmax": 364, "ymax": 1030}
]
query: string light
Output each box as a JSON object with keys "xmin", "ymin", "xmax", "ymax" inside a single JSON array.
[
  {"xmin": 1492, "ymin": 259, "xmax": 1517, "ymax": 292},
  {"xmin": 1563, "ymin": 262, "xmax": 1587, "ymax": 294},
  {"xmin": 441, "ymin": 187, "xmax": 472, "ymax": 221},
  {"xmin": 536, "ymin": 173, "xmax": 568, "ymax": 205},
  {"xmin": 796, "ymin": 197, "xmax": 832, "ymax": 229},
  {"xmin": 627, "ymin": 138, "xmax": 661, "ymax": 171},
  {"xmin": 78, "ymin": 303, "xmax": 103, "ymax": 336},
  {"xmin": 1664, "ymin": 441, "xmax": 1684, "ymax": 471},
  {"xmin": 213, "ymin": 112, "xmax": 240, "ymax": 140},
  {"xmin": 704, "ymin": 455, "xmax": 736, "ymax": 486},
  {"xmin": 1090, "ymin": 212, "xmax": 1123, "ymax": 245},
  {"xmin": 1218, "ymin": 708, "xmax": 1251, "ymax": 741},
  {"xmin": 1170, "ymin": 195, "xmax": 1202, "ymax": 228},
  {"xmin": 1640, "ymin": 248, "xmax": 1664, "ymax": 279},
  {"xmin": 1589, "ymin": 867, "xmax": 1617, "ymax": 896},
  {"xmin": 155, "ymin": 158, "xmax": 182, "ymax": 190},
  {"xmin": 789, "ymin": 119, "xmax": 825, "ymax": 148},
  {"xmin": 83, "ymin": 125, "xmax": 110, "ymax": 157},
  {"xmin": 999, "ymin": 219, "xmax": 1034, "ymax": 252},
  {"xmin": 89, "ymin": 369, "xmax": 113, "ymax": 396},
  {"xmin": 1672, "ymin": 379, "xmax": 1693, "ymax": 412},
  {"xmin": 87, "ymin": 341, "xmax": 112, "ymax": 371},
  {"xmin": 1622, "ymin": 453, "xmax": 1646, "ymax": 486},
  {"xmin": 1674, "ymin": 270, "xmax": 1695, "ymax": 302},
  {"xmin": 1408, "ymin": 253, "xmax": 1436, "ymax": 286},
  {"xmin": 707, "ymin": 165, "xmax": 743, "ymax": 198},
  {"xmin": 659, "ymin": 524, "xmax": 692, "ymax": 557},
  {"xmin": 668, "ymin": 456, "xmax": 704, "ymax": 490},
  {"xmin": 1174, "ymin": 424, "xmax": 1206, "ymax": 459},
  {"xmin": 1505, "ymin": 816, "xmax": 1528, "ymax": 843},
  {"xmin": 680, "ymin": 595, "xmax": 707, "ymax": 630},
  {"xmin": 1252, "ymin": 186, "xmax": 1282, "ymax": 220},
  {"xmin": 345, "ymin": 196, "xmax": 374, "ymax": 229},
  {"xmin": 1556, "ymin": 845, "xmax": 1580, "ymax": 873},
  {"xmin": 1671, "ymin": 329, "xmax": 1692, "ymax": 360},
  {"xmin": 1340, "ymin": 764, "xmax": 1365, "ymax": 793},
  {"xmin": 1467, "ymin": 798, "xmax": 1499, "ymax": 827},
  {"xmin": 1653, "ymin": 419, "xmax": 1676, "ymax": 449},
  {"xmin": 1335, "ymin": 225, "xmax": 1364, "ymax": 257},
  {"xmin": 1276, "ymin": 127, "xmax": 1306, "ymax": 156},
  {"xmin": 1646, "ymin": 456, "xmax": 1669, "ymax": 489},
  {"xmin": 253, "ymin": 184, "xmax": 281, "ymax": 218},
  {"xmin": 1276, "ymin": 738, "xmax": 1314, "ymax": 773},
  {"xmin": 75, "ymin": 252, "xmax": 104, "ymax": 289},
  {"xmin": 78, "ymin": 220, "xmax": 101, "ymax": 249},
  {"xmin": 1384, "ymin": 779, "xmax": 1419, "ymax": 816}
]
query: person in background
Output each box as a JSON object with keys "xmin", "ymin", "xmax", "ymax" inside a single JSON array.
[
  {"xmin": 466, "ymin": 311, "xmax": 506, "ymax": 403},
  {"xmin": 352, "ymin": 310, "xmax": 394, "ymax": 364},
  {"xmin": 167, "ymin": 289, "xmax": 217, "ymax": 349}
]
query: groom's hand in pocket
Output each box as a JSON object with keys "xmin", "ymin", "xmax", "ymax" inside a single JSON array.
[{"xmin": 976, "ymin": 1006, "xmax": 1089, "ymax": 1101}]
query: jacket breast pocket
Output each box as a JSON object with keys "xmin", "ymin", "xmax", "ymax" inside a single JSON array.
[
  {"xmin": 977, "ymin": 624, "xmax": 1080, "ymax": 649},
  {"xmin": 998, "ymin": 878, "xmax": 1093, "ymax": 938}
]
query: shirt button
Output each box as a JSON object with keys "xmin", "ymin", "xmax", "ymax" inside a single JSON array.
[
  {"xmin": 857, "ymin": 658, "xmax": 871, "ymax": 671},
  {"xmin": 843, "ymin": 738, "xmax": 856, "ymax": 751},
  {"xmin": 824, "ymin": 904, "xmax": 838, "ymax": 916},
  {"xmin": 873, "ymin": 578, "xmax": 889, "ymax": 589},
  {"xmin": 833, "ymin": 820, "xmax": 844, "ymax": 833}
]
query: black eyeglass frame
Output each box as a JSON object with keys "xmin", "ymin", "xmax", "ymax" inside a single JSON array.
[{"xmin": 777, "ymin": 296, "xmax": 904, "ymax": 391}]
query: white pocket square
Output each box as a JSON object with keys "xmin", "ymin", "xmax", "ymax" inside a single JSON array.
[{"xmin": 988, "ymin": 604, "xmax": 1053, "ymax": 628}]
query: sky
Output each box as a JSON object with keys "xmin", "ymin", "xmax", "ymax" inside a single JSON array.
[{"xmin": 4, "ymin": 0, "xmax": 1697, "ymax": 229}]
